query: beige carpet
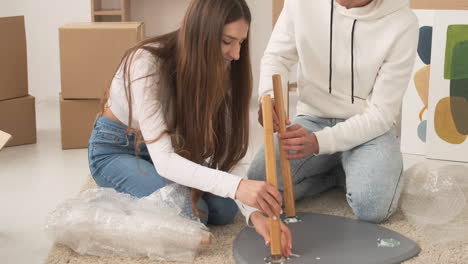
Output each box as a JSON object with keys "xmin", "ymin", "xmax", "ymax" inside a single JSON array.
[{"xmin": 46, "ymin": 177, "xmax": 468, "ymax": 264}]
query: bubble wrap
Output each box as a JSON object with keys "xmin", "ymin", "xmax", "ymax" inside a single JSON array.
[
  {"xmin": 45, "ymin": 184, "xmax": 212, "ymax": 262},
  {"xmin": 401, "ymin": 162, "xmax": 468, "ymax": 244}
]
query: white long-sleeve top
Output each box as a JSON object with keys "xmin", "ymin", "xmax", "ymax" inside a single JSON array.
[
  {"xmin": 259, "ymin": 0, "xmax": 419, "ymax": 154},
  {"xmin": 107, "ymin": 47, "xmax": 257, "ymax": 225}
]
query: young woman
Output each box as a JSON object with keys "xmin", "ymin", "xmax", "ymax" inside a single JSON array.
[{"xmin": 88, "ymin": 0, "xmax": 292, "ymax": 257}]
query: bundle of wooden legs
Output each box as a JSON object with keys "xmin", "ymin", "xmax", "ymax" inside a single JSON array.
[{"xmin": 261, "ymin": 74, "xmax": 299, "ymax": 262}]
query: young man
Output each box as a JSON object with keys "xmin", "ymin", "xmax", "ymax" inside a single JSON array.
[{"xmin": 248, "ymin": 0, "xmax": 418, "ymax": 223}]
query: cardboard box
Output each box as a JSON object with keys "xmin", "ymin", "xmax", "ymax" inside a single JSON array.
[
  {"xmin": 411, "ymin": 0, "xmax": 468, "ymax": 10},
  {"xmin": 60, "ymin": 95, "xmax": 101, "ymax": 149},
  {"xmin": 0, "ymin": 95, "xmax": 36, "ymax": 147},
  {"xmin": 0, "ymin": 130, "xmax": 12, "ymax": 150},
  {"xmin": 0, "ymin": 16, "xmax": 29, "ymax": 101},
  {"xmin": 59, "ymin": 22, "xmax": 145, "ymax": 99}
]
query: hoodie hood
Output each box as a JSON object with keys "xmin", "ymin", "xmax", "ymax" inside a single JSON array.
[
  {"xmin": 327, "ymin": 0, "xmax": 410, "ymax": 103},
  {"xmin": 332, "ymin": 0, "xmax": 409, "ymax": 21}
]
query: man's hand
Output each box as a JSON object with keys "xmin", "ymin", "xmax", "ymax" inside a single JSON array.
[
  {"xmin": 250, "ymin": 211, "xmax": 292, "ymax": 257},
  {"xmin": 257, "ymin": 98, "xmax": 291, "ymax": 132},
  {"xmin": 278, "ymin": 124, "xmax": 319, "ymax": 159}
]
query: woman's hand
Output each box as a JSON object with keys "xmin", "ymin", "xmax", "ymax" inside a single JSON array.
[
  {"xmin": 250, "ymin": 211, "xmax": 292, "ymax": 257},
  {"xmin": 278, "ymin": 124, "xmax": 319, "ymax": 159},
  {"xmin": 257, "ymin": 99, "xmax": 291, "ymax": 132},
  {"xmin": 235, "ymin": 179, "xmax": 282, "ymax": 218}
]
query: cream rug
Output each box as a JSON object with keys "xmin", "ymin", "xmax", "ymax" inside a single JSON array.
[{"xmin": 46, "ymin": 177, "xmax": 468, "ymax": 264}]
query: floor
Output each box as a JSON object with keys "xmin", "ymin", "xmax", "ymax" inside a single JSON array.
[
  {"xmin": 0, "ymin": 97, "xmax": 90, "ymax": 264},
  {"xmin": 0, "ymin": 95, "xmax": 462, "ymax": 264}
]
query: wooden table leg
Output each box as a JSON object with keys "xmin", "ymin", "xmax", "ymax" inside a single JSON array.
[
  {"xmin": 272, "ymin": 74, "xmax": 297, "ymax": 218},
  {"xmin": 261, "ymin": 95, "xmax": 282, "ymax": 257}
]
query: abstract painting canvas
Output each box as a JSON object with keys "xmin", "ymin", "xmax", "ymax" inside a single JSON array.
[
  {"xmin": 426, "ymin": 10, "xmax": 468, "ymax": 162},
  {"xmin": 401, "ymin": 10, "xmax": 435, "ymax": 155}
]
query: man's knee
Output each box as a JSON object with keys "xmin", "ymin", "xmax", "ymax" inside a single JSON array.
[
  {"xmin": 354, "ymin": 208, "xmax": 388, "ymax": 224},
  {"xmin": 247, "ymin": 165, "xmax": 266, "ymax": 181},
  {"xmin": 247, "ymin": 149, "xmax": 267, "ymax": 181},
  {"xmin": 347, "ymin": 192, "xmax": 393, "ymax": 224}
]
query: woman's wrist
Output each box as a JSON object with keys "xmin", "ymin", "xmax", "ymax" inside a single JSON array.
[
  {"xmin": 250, "ymin": 211, "xmax": 265, "ymax": 225},
  {"xmin": 234, "ymin": 178, "xmax": 245, "ymax": 200}
]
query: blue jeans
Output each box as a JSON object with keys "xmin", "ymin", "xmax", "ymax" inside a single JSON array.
[
  {"xmin": 247, "ymin": 115, "xmax": 403, "ymax": 223},
  {"xmin": 88, "ymin": 115, "xmax": 238, "ymax": 225}
]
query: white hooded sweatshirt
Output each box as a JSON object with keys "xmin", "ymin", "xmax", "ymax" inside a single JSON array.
[{"xmin": 259, "ymin": 0, "xmax": 419, "ymax": 155}]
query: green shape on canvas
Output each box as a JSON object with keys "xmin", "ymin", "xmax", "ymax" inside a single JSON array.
[
  {"xmin": 451, "ymin": 78, "xmax": 468, "ymax": 100},
  {"xmin": 444, "ymin": 25, "xmax": 468, "ymax": 80}
]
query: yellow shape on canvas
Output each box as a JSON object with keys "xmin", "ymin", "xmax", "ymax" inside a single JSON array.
[
  {"xmin": 414, "ymin": 65, "xmax": 430, "ymax": 107},
  {"xmin": 434, "ymin": 97, "xmax": 467, "ymax": 144}
]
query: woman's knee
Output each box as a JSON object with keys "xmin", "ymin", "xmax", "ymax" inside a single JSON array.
[
  {"xmin": 205, "ymin": 196, "xmax": 238, "ymax": 225},
  {"xmin": 196, "ymin": 199, "xmax": 209, "ymax": 225}
]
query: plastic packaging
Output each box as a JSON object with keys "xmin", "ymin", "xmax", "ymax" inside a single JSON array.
[
  {"xmin": 401, "ymin": 162, "xmax": 468, "ymax": 244},
  {"xmin": 45, "ymin": 184, "xmax": 212, "ymax": 262}
]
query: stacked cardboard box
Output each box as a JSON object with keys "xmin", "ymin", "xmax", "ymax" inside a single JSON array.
[
  {"xmin": 59, "ymin": 22, "xmax": 145, "ymax": 149},
  {"xmin": 0, "ymin": 16, "xmax": 37, "ymax": 147},
  {"xmin": 0, "ymin": 130, "xmax": 12, "ymax": 150}
]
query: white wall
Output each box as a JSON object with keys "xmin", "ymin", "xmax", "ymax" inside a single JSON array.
[
  {"xmin": 2, "ymin": 0, "xmax": 272, "ymax": 102},
  {"xmin": 246, "ymin": 0, "xmax": 273, "ymax": 101}
]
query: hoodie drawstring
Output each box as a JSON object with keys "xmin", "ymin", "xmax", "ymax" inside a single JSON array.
[
  {"xmin": 351, "ymin": 19, "xmax": 357, "ymax": 104},
  {"xmin": 329, "ymin": 0, "xmax": 358, "ymax": 104},
  {"xmin": 329, "ymin": 0, "xmax": 334, "ymax": 94}
]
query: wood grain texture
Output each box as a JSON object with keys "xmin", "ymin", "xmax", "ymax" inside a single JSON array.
[
  {"xmin": 272, "ymin": 75, "xmax": 296, "ymax": 218},
  {"xmin": 261, "ymin": 95, "xmax": 282, "ymax": 256}
]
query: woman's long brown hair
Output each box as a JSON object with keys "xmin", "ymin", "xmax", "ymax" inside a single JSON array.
[{"xmin": 101, "ymin": 0, "xmax": 252, "ymax": 215}]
